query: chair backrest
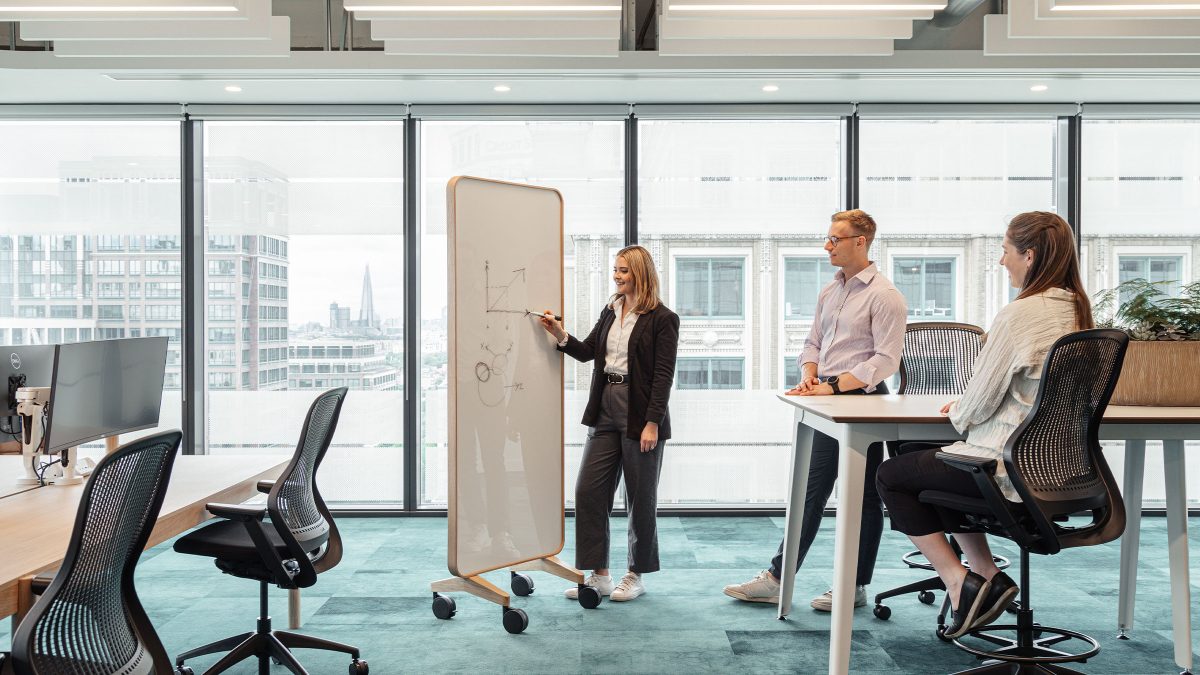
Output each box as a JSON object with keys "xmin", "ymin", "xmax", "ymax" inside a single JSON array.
[
  {"xmin": 12, "ymin": 430, "xmax": 183, "ymax": 675},
  {"xmin": 267, "ymin": 387, "xmax": 348, "ymax": 587},
  {"xmin": 1003, "ymin": 329, "xmax": 1129, "ymax": 555},
  {"xmin": 897, "ymin": 322, "xmax": 984, "ymax": 396}
]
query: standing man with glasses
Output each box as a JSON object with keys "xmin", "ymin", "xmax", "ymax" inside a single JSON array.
[{"xmin": 723, "ymin": 209, "xmax": 907, "ymax": 610}]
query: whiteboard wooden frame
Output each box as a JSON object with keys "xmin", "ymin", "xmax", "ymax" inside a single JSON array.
[{"xmin": 444, "ymin": 175, "xmax": 567, "ymax": 581}]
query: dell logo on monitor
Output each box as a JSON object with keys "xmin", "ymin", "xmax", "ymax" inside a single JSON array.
[{"xmin": 10, "ymin": 353, "xmax": 20, "ymax": 370}]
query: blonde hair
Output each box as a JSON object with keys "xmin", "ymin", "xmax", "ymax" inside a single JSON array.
[
  {"xmin": 611, "ymin": 245, "xmax": 661, "ymax": 314},
  {"xmin": 831, "ymin": 209, "xmax": 878, "ymax": 247}
]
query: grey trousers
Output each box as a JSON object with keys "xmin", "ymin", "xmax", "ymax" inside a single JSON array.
[{"xmin": 574, "ymin": 382, "xmax": 665, "ymax": 574}]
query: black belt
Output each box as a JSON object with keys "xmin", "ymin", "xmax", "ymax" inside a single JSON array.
[{"xmin": 605, "ymin": 373, "xmax": 627, "ymax": 384}]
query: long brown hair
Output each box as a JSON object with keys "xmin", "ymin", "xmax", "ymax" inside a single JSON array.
[
  {"xmin": 1007, "ymin": 211, "xmax": 1093, "ymax": 330},
  {"xmin": 611, "ymin": 245, "xmax": 661, "ymax": 314}
]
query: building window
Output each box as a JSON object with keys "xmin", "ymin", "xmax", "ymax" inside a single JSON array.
[
  {"xmin": 783, "ymin": 256, "xmax": 835, "ymax": 319},
  {"xmin": 676, "ymin": 257, "xmax": 744, "ymax": 319},
  {"xmin": 676, "ymin": 357, "xmax": 745, "ymax": 390},
  {"xmin": 893, "ymin": 257, "xmax": 956, "ymax": 320},
  {"xmin": 1118, "ymin": 255, "xmax": 1184, "ymax": 303}
]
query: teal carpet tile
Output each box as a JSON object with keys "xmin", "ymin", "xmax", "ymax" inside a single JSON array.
[{"xmin": 3, "ymin": 515, "xmax": 1199, "ymax": 674}]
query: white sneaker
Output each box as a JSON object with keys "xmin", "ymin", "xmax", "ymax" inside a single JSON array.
[
  {"xmin": 723, "ymin": 570, "xmax": 780, "ymax": 604},
  {"xmin": 611, "ymin": 572, "xmax": 644, "ymax": 602},
  {"xmin": 564, "ymin": 573, "xmax": 613, "ymax": 600},
  {"xmin": 810, "ymin": 585, "xmax": 868, "ymax": 612}
]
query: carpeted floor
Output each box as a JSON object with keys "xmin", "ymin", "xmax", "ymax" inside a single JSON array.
[{"xmin": 3, "ymin": 515, "xmax": 1197, "ymax": 674}]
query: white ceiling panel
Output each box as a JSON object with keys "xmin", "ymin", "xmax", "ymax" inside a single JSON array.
[
  {"xmin": 369, "ymin": 17, "xmax": 614, "ymax": 39},
  {"xmin": 661, "ymin": 17, "xmax": 914, "ymax": 39},
  {"xmin": 0, "ymin": 0, "xmax": 248, "ymax": 21},
  {"xmin": 51, "ymin": 14, "xmax": 289, "ymax": 56},
  {"xmin": 20, "ymin": 0, "xmax": 270, "ymax": 40},
  {"xmin": 383, "ymin": 37, "xmax": 617, "ymax": 54},
  {"xmin": 1013, "ymin": 0, "xmax": 1200, "ymax": 36},
  {"xmin": 985, "ymin": 13, "xmax": 1200, "ymax": 52},
  {"xmin": 659, "ymin": 37, "xmax": 895, "ymax": 55},
  {"xmin": 1038, "ymin": 0, "xmax": 1200, "ymax": 16}
]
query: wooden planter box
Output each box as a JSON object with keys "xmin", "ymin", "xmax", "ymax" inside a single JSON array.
[{"xmin": 1111, "ymin": 340, "xmax": 1200, "ymax": 407}]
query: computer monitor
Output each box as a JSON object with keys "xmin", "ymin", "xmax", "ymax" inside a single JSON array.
[
  {"xmin": 44, "ymin": 337, "xmax": 169, "ymax": 454},
  {"xmin": 0, "ymin": 345, "xmax": 57, "ymax": 435}
]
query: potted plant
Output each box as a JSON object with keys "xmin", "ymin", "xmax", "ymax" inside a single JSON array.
[{"xmin": 1093, "ymin": 279, "xmax": 1200, "ymax": 406}]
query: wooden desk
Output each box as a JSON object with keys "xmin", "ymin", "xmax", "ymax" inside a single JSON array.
[
  {"xmin": 0, "ymin": 456, "xmax": 41, "ymax": 500},
  {"xmin": 775, "ymin": 394, "xmax": 1200, "ymax": 675},
  {"xmin": 0, "ymin": 454, "xmax": 287, "ymax": 622}
]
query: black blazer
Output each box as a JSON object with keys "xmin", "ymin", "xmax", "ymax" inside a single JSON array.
[{"xmin": 559, "ymin": 302, "xmax": 680, "ymax": 442}]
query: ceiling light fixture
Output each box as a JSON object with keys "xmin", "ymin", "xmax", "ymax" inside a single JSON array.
[
  {"xmin": 345, "ymin": 4, "xmax": 619, "ymax": 10},
  {"xmin": 1050, "ymin": 2, "xmax": 1200, "ymax": 9},
  {"xmin": 494, "ymin": 84, "xmax": 511, "ymax": 92},
  {"xmin": 670, "ymin": 3, "xmax": 944, "ymax": 10},
  {"xmin": 0, "ymin": 4, "xmax": 237, "ymax": 11},
  {"xmin": 225, "ymin": 85, "xmax": 242, "ymax": 92},
  {"xmin": 762, "ymin": 84, "xmax": 779, "ymax": 92},
  {"xmin": 1030, "ymin": 84, "xmax": 1048, "ymax": 91}
]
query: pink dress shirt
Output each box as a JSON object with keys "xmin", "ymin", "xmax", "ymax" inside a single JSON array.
[{"xmin": 798, "ymin": 262, "xmax": 907, "ymax": 392}]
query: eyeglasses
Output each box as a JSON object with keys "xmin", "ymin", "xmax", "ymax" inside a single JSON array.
[{"xmin": 824, "ymin": 233, "xmax": 865, "ymax": 246}]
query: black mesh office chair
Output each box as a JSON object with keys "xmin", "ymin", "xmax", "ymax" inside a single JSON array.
[
  {"xmin": 922, "ymin": 329, "xmax": 1129, "ymax": 673},
  {"xmin": 172, "ymin": 388, "xmax": 368, "ymax": 675},
  {"xmin": 2, "ymin": 430, "xmax": 183, "ymax": 675},
  {"xmin": 874, "ymin": 322, "xmax": 1005, "ymax": 619}
]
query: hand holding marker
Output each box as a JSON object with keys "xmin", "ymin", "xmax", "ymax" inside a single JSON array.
[{"xmin": 534, "ymin": 310, "xmax": 567, "ymax": 342}]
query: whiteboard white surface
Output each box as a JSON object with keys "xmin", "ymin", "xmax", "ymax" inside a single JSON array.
[{"xmin": 448, "ymin": 176, "xmax": 565, "ymax": 578}]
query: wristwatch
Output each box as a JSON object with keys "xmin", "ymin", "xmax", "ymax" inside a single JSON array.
[{"xmin": 826, "ymin": 375, "xmax": 844, "ymax": 395}]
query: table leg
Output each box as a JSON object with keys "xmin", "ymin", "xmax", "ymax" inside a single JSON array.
[
  {"xmin": 828, "ymin": 430, "xmax": 869, "ymax": 675},
  {"xmin": 1163, "ymin": 439, "xmax": 1192, "ymax": 674},
  {"xmin": 1117, "ymin": 440, "xmax": 1145, "ymax": 638},
  {"xmin": 778, "ymin": 413, "xmax": 814, "ymax": 620}
]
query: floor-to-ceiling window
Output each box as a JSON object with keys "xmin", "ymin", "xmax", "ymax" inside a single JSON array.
[
  {"xmin": 0, "ymin": 120, "xmax": 182, "ymax": 448},
  {"xmin": 859, "ymin": 114, "xmax": 1062, "ymax": 331},
  {"xmin": 1082, "ymin": 116, "xmax": 1200, "ymax": 507},
  {"xmin": 202, "ymin": 120, "xmax": 405, "ymax": 506},
  {"xmin": 638, "ymin": 117, "xmax": 843, "ymax": 506},
  {"xmin": 419, "ymin": 117, "xmax": 625, "ymax": 509}
]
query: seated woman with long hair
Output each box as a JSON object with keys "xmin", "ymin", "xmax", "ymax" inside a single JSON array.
[{"xmin": 875, "ymin": 211, "xmax": 1094, "ymax": 639}]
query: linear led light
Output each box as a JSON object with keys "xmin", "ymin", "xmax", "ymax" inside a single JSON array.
[
  {"xmin": 1051, "ymin": 0, "xmax": 1200, "ymax": 9},
  {"xmin": 670, "ymin": 4, "xmax": 944, "ymax": 10},
  {"xmin": 0, "ymin": 5, "xmax": 237, "ymax": 10},
  {"xmin": 346, "ymin": 4, "xmax": 618, "ymax": 9}
]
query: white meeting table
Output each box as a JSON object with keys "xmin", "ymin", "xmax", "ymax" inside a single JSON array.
[{"xmin": 776, "ymin": 393, "xmax": 1200, "ymax": 675}]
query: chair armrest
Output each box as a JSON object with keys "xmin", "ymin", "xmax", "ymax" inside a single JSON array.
[
  {"xmin": 256, "ymin": 480, "xmax": 276, "ymax": 494},
  {"xmin": 936, "ymin": 452, "xmax": 997, "ymax": 474},
  {"xmin": 206, "ymin": 503, "xmax": 266, "ymax": 522},
  {"xmin": 30, "ymin": 570, "xmax": 55, "ymax": 595},
  {"xmin": 934, "ymin": 452, "xmax": 1025, "ymax": 538}
]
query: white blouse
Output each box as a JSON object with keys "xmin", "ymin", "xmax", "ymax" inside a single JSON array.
[
  {"xmin": 604, "ymin": 296, "xmax": 639, "ymax": 376},
  {"xmin": 943, "ymin": 288, "xmax": 1080, "ymax": 501}
]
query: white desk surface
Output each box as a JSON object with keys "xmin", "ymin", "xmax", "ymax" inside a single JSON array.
[
  {"xmin": 777, "ymin": 393, "xmax": 1200, "ymax": 425},
  {"xmin": 0, "ymin": 456, "xmax": 39, "ymax": 499}
]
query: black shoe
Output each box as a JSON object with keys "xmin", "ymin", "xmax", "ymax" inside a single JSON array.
[
  {"xmin": 971, "ymin": 571, "xmax": 1019, "ymax": 630},
  {"xmin": 941, "ymin": 571, "xmax": 991, "ymax": 640}
]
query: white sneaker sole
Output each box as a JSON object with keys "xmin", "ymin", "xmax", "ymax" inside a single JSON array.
[
  {"xmin": 723, "ymin": 588, "xmax": 779, "ymax": 604},
  {"xmin": 564, "ymin": 587, "xmax": 612, "ymax": 600},
  {"xmin": 611, "ymin": 590, "xmax": 643, "ymax": 602}
]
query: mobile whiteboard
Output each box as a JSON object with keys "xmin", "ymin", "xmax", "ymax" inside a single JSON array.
[{"xmin": 447, "ymin": 176, "xmax": 565, "ymax": 578}]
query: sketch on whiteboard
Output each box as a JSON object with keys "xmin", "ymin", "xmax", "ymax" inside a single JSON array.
[{"xmin": 475, "ymin": 260, "xmax": 528, "ymax": 407}]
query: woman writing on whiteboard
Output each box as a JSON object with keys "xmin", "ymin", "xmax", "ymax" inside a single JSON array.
[{"xmin": 539, "ymin": 245, "xmax": 679, "ymax": 603}]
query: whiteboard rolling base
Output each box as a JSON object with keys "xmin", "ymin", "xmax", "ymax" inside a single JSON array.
[{"xmin": 429, "ymin": 555, "xmax": 598, "ymax": 634}]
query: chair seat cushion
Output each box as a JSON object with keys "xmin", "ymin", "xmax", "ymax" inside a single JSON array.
[{"xmin": 173, "ymin": 519, "xmax": 292, "ymax": 563}]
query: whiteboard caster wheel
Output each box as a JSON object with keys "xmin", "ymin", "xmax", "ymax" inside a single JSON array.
[
  {"xmin": 502, "ymin": 607, "xmax": 528, "ymax": 634},
  {"xmin": 432, "ymin": 593, "xmax": 456, "ymax": 620},
  {"xmin": 511, "ymin": 572, "xmax": 534, "ymax": 596},
  {"xmin": 577, "ymin": 585, "xmax": 602, "ymax": 609}
]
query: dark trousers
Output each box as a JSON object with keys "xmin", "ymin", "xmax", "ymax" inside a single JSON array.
[
  {"xmin": 574, "ymin": 382, "xmax": 665, "ymax": 574},
  {"xmin": 876, "ymin": 444, "xmax": 987, "ymax": 537},
  {"xmin": 768, "ymin": 383, "xmax": 887, "ymax": 586}
]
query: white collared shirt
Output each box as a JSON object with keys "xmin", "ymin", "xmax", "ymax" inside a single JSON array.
[{"xmin": 604, "ymin": 296, "xmax": 639, "ymax": 375}]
